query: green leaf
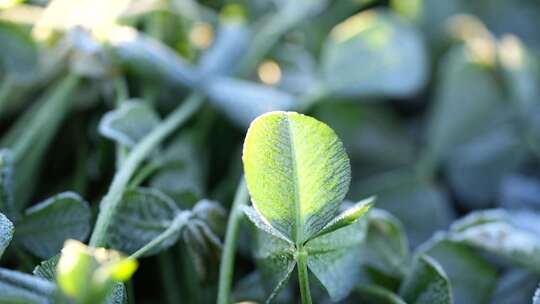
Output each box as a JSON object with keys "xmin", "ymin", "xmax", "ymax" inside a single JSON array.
[
  {"xmin": 0, "ymin": 212, "xmax": 13, "ymax": 259},
  {"xmin": 149, "ymin": 132, "xmax": 205, "ymax": 207},
  {"xmin": 0, "ymin": 150, "xmax": 17, "ymax": 221},
  {"xmin": 313, "ymin": 196, "xmax": 374, "ymax": 239},
  {"xmin": 16, "ymin": 192, "xmax": 91, "ymax": 259},
  {"xmin": 426, "ymin": 45, "xmax": 503, "ymax": 164},
  {"xmin": 33, "ymin": 255, "xmax": 60, "ymax": 281},
  {"xmin": 249, "ymin": 222, "xmax": 296, "ymax": 304},
  {"xmin": 491, "ymin": 269, "xmax": 539, "ymax": 304},
  {"xmin": 99, "ymin": 100, "xmax": 161, "ymax": 148},
  {"xmin": 107, "ymin": 187, "xmax": 185, "ymax": 256},
  {"xmin": 205, "ymin": 78, "xmax": 294, "ymax": 128},
  {"xmin": 243, "ymin": 111, "xmax": 351, "ymax": 243},
  {"xmin": 353, "ymin": 284, "xmax": 407, "ymax": 304},
  {"xmin": 418, "ymin": 236, "xmax": 497, "ymax": 304},
  {"xmin": 0, "ymin": 21, "xmax": 38, "ymax": 82},
  {"xmin": 448, "ymin": 209, "xmax": 540, "ymax": 273},
  {"xmin": 399, "ymin": 255, "xmax": 452, "ymax": 304},
  {"xmin": 361, "ymin": 208, "xmax": 409, "ymax": 278},
  {"xmin": 305, "ymin": 213, "xmax": 368, "ymax": 301},
  {"xmin": 0, "ymin": 268, "xmax": 56, "ymax": 304},
  {"xmin": 354, "ymin": 170, "xmax": 454, "ymax": 247},
  {"xmin": 321, "ymin": 8, "xmax": 427, "ymax": 98}
]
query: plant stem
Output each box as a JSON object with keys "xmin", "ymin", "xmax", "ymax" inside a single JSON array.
[
  {"xmin": 129, "ymin": 212, "xmax": 189, "ymax": 259},
  {"xmin": 216, "ymin": 177, "xmax": 249, "ymax": 304},
  {"xmin": 297, "ymin": 248, "xmax": 312, "ymax": 304},
  {"xmin": 89, "ymin": 92, "xmax": 204, "ymax": 247}
]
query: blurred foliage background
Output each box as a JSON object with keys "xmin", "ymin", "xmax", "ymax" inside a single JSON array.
[{"xmin": 2, "ymin": 0, "xmax": 540, "ymax": 303}]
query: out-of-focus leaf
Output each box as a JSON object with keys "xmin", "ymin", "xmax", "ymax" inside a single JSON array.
[
  {"xmin": 448, "ymin": 209, "xmax": 540, "ymax": 273},
  {"xmin": 107, "ymin": 187, "xmax": 188, "ymax": 256},
  {"xmin": 17, "ymin": 192, "xmax": 91, "ymax": 259},
  {"xmin": 0, "ymin": 212, "xmax": 13, "ymax": 259},
  {"xmin": 109, "ymin": 27, "xmax": 198, "ymax": 87},
  {"xmin": 56, "ymin": 240, "xmax": 136, "ymax": 304},
  {"xmin": 352, "ymin": 284, "xmax": 406, "ymax": 304},
  {"xmin": 498, "ymin": 35, "xmax": 540, "ymax": 113},
  {"xmin": 0, "ymin": 21, "xmax": 38, "ymax": 82},
  {"xmin": 426, "ymin": 45, "xmax": 503, "ymax": 164},
  {"xmin": 272, "ymin": 43, "xmax": 318, "ymax": 96},
  {"xmin": 313, "ymin": 104, "xmax": 416, "ymax": 169},
  {"xmin": 205, "ymin": 79, "xmax": 294, "ymax": 128},
  {"xmin": 417, "ymin": 236, "xmax": 496, "ymax": 304},
  {"xmin": 306, "ymin": 214, "xmax": 368, "ymax": 301},
  {"xmin": 392, "ymin": 0, "xmax": 464, "ymax": 51},
  {"xmin": 150, "ymin": 132, "xmax": 204, "ymax": 207},
  {"xmin": 199, "ymin": 19, "xmax": 249, "ymax": 77},
  {"xmin": 354, "ymin": 170, "xmax": 454, "ymax": 247},
  {"xmin": 398, "ymin": 255, "xmax": 452, "ymax": 304},
  {"xmin": 0, "ymin": 268, "xmax": 56, "ymax": 304},
  {"xmin": 0, "ymin": 150, "xmax": 16, "ymax": 221},
  {"xmin": 445, "ymin": 121, "xmax": 525, "ymax": 208},
  {"xmin": 99, "ymin": 100, "xmax": 161, "ymax": 148},
  {"xmin": 499, "ymin": 175, "xmax": 540, "ymax": 210},
  {"xmin": 321, "ymin": 8, "xmax": 427, "ymax": 98},
  {"xmin": 33, "ymin": 255, "xmax": 60, "ymax": 281},
  {"xmin": 361, "ymin": 208, "xmax": 409, "ymax": 278},
  {"xmin": 243, "ymin": 111, "xmax": 350, "ymax": 243},
  {"xmin": 491, "ymin": 269, "xmax": 539, "ymax": 304}
]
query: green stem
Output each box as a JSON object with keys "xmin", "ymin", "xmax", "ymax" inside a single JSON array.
[
  {"xmin": 114, "ymin": 76, "xmax": 129, "ymax": 169},
  {"xmin": 128, "ymin": 161, "xmax": 161, "ymax": 189},
  {"xmin": 216, "ymin": 177, "xmax": 249, "ymax": 304},
  {"xmin": 129, "ymin": 212, "xmax": 189, "ymax": 259},
  {"xmin": 297, "ymin": 248, "xmax": 312, "ymax": 304},
  {"xmin": 89, "ymin": 92, "xmax": 204, "ymax": 247}
]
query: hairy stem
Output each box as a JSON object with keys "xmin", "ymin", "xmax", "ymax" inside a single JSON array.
[
  {"xmin": 216, "ymin": 177, "xmax": 249, "ymax": 304},
  {"xmin": 297, "ymin": 248, "xmax": 312, "ymax": 304},
  {"xmin": 129, "ymin": 212, "xmax": 189, "ymax": 259},
  {"xmin": 89, "ymin": 92, "xmax": 204, "ymax": 247}
]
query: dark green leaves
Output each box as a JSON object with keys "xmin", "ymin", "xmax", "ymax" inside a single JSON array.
[
  {"xmin": 399, "ymin": 255, "xmax": 452, "ymax": 304},
  {"xmin": 243, "ymin": 111, "xmax": 351, "ymax": 243},
  {"xmin": 107, "ymin": 187, "xmax": 187, "ymax": 256},
  {"xmin": 0, "ymin": 150, "xmax": 16, "ymax": 220},
  {"xmin": 321, "ymin": 8, "xmax": 427, "ymax": 98},
  {"xmin": 0, "ymin": 213, "xmax": 13, "ymax": 259},
  {"xmin": 16, "ymin": 192, "xmax": 91, "ymax": 259}
]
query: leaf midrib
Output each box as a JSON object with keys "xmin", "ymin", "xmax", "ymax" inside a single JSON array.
[{"xmin": 285, "ymin": 115, "xmax": 303, "ymax": 245}]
